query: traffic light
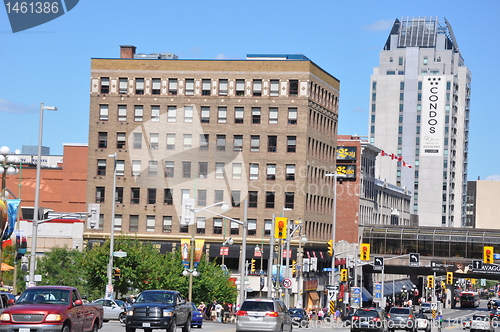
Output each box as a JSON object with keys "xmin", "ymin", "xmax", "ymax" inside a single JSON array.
[
  {"xmin": 427, "ymin": 275, "xmax": 434, "ymax": 288},
  {"xmin": 274, "ymin": 217, "xmax": 288, "ymax": 239},
  {"xmin": 484, "ymin": 246, "xmax": 494, "ymax": 264},
  {"xmin": 446, "ymin": 272, "xmax": 453, "ymax": 284},
  {"xmin": 114, "ymin": 268, "xmax": 121, "ymax": 281},
  {"xmin": 360, "ymin": 243, "xmax": 370, "ymax": 261},
  {"xmin": 327, "ymin": 240, "xmax": 333, "ymax": 256},
  {"xmin": 292, "ymin": 260, "xmax": 297, "ymax": 277},
  {"xmin": 251, "ymin": 259, "xmax": 256, "ymax": 273},
  {"xmin": 340, "ymin": 268, "xmax": 348, "ymax": 281}
]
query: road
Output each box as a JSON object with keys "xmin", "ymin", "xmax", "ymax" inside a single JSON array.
[{"xmin": 99, "ymin": 301, "xmax": 492, "ymax": 332}]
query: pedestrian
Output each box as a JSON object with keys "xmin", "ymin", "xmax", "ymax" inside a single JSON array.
[
  {"xmin": 223, "ymin": 303, "xmax": 230, "ymax": 323},
  {"xmin": 215, "ymin": 302, "xmax": 223, "ymax": 322},
  {"xmin": 335, "ymin": 309, "xmax": 341, "ymax": 321},
  {"xmin": 318, "ymin": 308, "xmax": 324, "ymax": 321},
  {"xmin": 198, "ymin": 301, "xmax": 206, "ymax": 315},
  {"xmin": 211, "ymin": 300, "xmax": 217, "ymax": 322},
  {"xmin": 127, "ymin": 295, "xmax": 135, "ymax": 304}
]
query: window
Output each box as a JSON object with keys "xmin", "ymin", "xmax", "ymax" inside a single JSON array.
[
  {"xmin": 114, "ymin": 215, "xmax": 122, "ymax": 232},
  {"xmin": 287, "ymin": 136, "xmax": 296, "ymax": 152},
  {"xmin": 96, "ymin": 187, "xmax": 105, "ymax": 203},
  {"xmin": 196, "ymin": 217, "xmax": 206, "ymax": 234},
  {"xmin": 289, "ymin": 79, "xmax": 298, "ymax": 96},
  {"xmin": 164, "ymin": 188, "xmax": 173, "ymax": 205},
  {"xmin": 249, "ymin": 191, "xmax": 258, "ymax": 208},
  {"xmin": 119, "ymin": 78, "xmax": 127, "ymax": 94},
  {"xmin": 285, "ymin": 192, "xmax": 294, "ymax": 209},
  {"xmin": 99, "ymin": 105, "xmax": 108, "ymax": 121},
  {"xmin": 98, "ymin": 132, "xmax": 107, "ymax": 148},
  {"xmin": 235, "ymin": 107, "xmax": 244, "ymax": 123},
  {"xmin": 248, "ymin": 219, "xmax": 256, "ymax": 236},
  {"xmin": 148, "ymin": 160, "xmax": 158, "ymax": 177},
  {"xmin": 253, "ymin": 79, "xmax": 262, "ymax": 96},
  {"xmin": 116, "ymin": 160, "xmax": 125, "ymax": 176},
  {"xmin": 233, "ymin": 135, "xmax": 243, "ymax": 151},
  {"xmin": 270, "ymin": 79, "xmax": 279, "ymax": 96},
  {"xmin": 202, "ymin": 79, "xmax": 211, "ymax": 95},
  {"xmin": 201, "ymin": 106, "xmax": 210, "ymax": 123},
  {"xmin": 219, "ymin": 79, "xmax": 228, "ymax": 96},
  {"xmin": 165, "ymin": 161, "xmax": 174, "ymax": 177},
  {"xmin": 232, "ymin": 163, "xmax": 242, "ymax": 180},
  {"xmin": 148, "ymin": 188, "xmax": 156, "ymax": 204},
  {"xmin": 200, "ymin": 134, "xmax": 209, "ymax": 151},
  {"xmin": 199, "ymin": 162, "xmax": 208, "ymax": 178},
  {"xmin": 168, "ymin": 78, "xmax": 178, "ymax": 95},
  {"xmin": 286, "ymin": 164, "xmax": 295, "ymax": 181},
  {"xmin": 129, "ymin": 215, "xmax": 139, "ymax": 232},
  {"xmin": 150, "ymin": 133, "xmax": 159, "ymax": 149},
  {"xmin": 423, "ymin": 57, "xmax": 428, "ymax": 65},
  {"xmin": 265, "ymin": 219, "xmax": 272, "ymax": 236},
  {"xmin": 230, "ymin": 220, "xmax": 239, "ymax": 235},
  {"xmin": 97, "ymin": 159, "xmax": 106, "ymax": 176},
  {"xmin": 163, "ymin": 216, "xmax": 172, "ymax": 233},
  {"xmin": 268, "ymin": 136, "xmax": 277, "ymax": 152},
  {"xmin": 252, "ymin": 107, "xmax": 261, "ymax": 124},
  {"xmin": 236, "ymin": 79, "xmax": 245, "ymax": 96},
  {"xmin": 152, "ymin": 78, "xmax": 161, "ymax": 95},
  {"xmin": 118, "ymin": 105, "xmax": 127, "ymax": 121},
  {"xmin": 133, "ymin": 133, "xmax": 142, "ymax": 149},
  {"xmin": 183, "ymin": 134, "xmax": 192, "ymax": 150},
  {"xmin": 185, "ymin": 79, "xmax": 194, "ymax": 95},
  {"xmin": 135, "ymin": 78, "xmax": 144, "ymax": 94},
  {"xmin": 249, "ymin": 163, "xmax": 259, "ymax": 180},
  {"xmin": 167, "ymin": 133, "xmax": 175, "ymax": 150},
  {"xmin": 216, "ymin": 135, "xmax": 226, "ymax": 151},
  {"xmin": 265, "ymin": 191, "xmax": 275, "ymax": 208},
  {"xmin": 184, "ymin": 105, "xmax": 193, "ymax": 123},
  {"xmin": 182, "ymin": 161, "xmax": 191, "ymax": 178},
  {"xmin": 231, "ymin": 191, "xmax": 241, "ymax": 207},
  {"xmin": 214, "ymin": 190, "xmax": 224, "ymax": 204},
  {"xmin": 197, "ymin": 189, "xmax": 207, "ymax": 206},
  {"xmin": 117, "ymin": 132, "xmax": 126, "ymax": 149},
  {"xmin": 115, "ymin": 187, "xmax": 123, "ymax": 203},
  {"xmin": 250, "ymin": 136, "xmax": 260, "ymax": 152},
  {"xmin": 134, "ymin": 105, "xmax": 143, "ymax": 121},
  {"xmin": 132, "ymin": 160, "xmax": 141, "ymax": 176},
  {"xmin": 266, "ymin": 164, "xmax": 276, "ymax": 180},
  {"xmin": 151, "ymin": 105, "xmax": 160, "ymax": 122},
  {"xmin": 146, "ymin": 215, "xmax": 155, "ymax": 232},
  {"xmin": 399, "ymin": 57, "xmax": 404, "ymax": 65},
  {"xmin": 288, "ymin": 108, "xmax": 297, "ymax": 124},
  {"xmin": 100, "ymin": 77, "xmax": 109, "ymax": 94},
  {"xmin": 213, "ymin": 218, "xmax": 222, "ymax": 235},
  {"xmin": 269, "ymin": 107, "xmax": 278, "ymax": 124},
  {"xmin": 217, "ymin": 107, "xmax": 227, "ymax": 123},
  {"xmin": 131, "ymin": 188, "xmax": 140, "ymax": 204},
  {"xmin": 215, "ymin": 162, "xmax": 225, "ymax": 179},
  {"xmin": 167, "ymin": 106, "xmax": 177, "ymax": 122}
]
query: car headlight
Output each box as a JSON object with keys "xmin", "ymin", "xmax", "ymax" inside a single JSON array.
[
  {"xmin": 127, "ymin": 310, "xmax": 134, "ymax": 316},
  {"xmin": 46, "ymin": 314, "xmax": 63, "ymax": 321},
  {"xmin": 0, "ymin": 313, "xmax": 10, "ymax": 321},
  {"xmin": 163, "ymin": 310, "xmax": 173, "ymax": 317}
]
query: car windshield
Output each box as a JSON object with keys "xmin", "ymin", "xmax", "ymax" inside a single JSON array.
[
  {"xmin": 241, "ymin": 301, "xmax": 274, "ymax": 312},
  {"xmin": 289, "ymin": 309, "xmax": 304, "ymax": 314},
  {"xmin": 473, "ymin": 315, "xmax": 489, "ymax": 321},
  {"xmin": 421, "ymin": 303, "xmax": 430, "ymax": 307},
  {"xmin": 390, "ymin": 308, "xmax": 410, "ymax": 314},
  {"xmin": 355, "ymin": 310, "xmax": 378, "ymax": 318},
  {"xmin": 17, "ymin": 289, "xmax": 70, "ymax": 305},
  {"xmin": 415, "ymin": 313, "xmax": 426, "ymax": 319},
  {"xmin": 136, "ymin": 291, "xmax": 174, "ymax": 303}
]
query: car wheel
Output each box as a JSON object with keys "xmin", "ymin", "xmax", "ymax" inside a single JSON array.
[
  {"xmin": 167, "ymin": 317, "xmax": 177, "ymax": 332},
  {"xmin": 144, "ymin": 329, "xmax": 152, "ymax": 332},
  {"xmin": 61, "ymin": 325, "xmax": 70, "ymax": 332},
  {"xmin": 182, "ymin": 316, "xmax": 191, "ymax": 332},
  {"xmin": 125, "ymin": 327, "xmax": 136, "ymax": 332},
  {"xmin": 119, "ymin": 312, "xmax": 127, "ymax": 324}
]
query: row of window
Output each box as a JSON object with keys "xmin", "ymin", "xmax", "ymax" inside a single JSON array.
[
  {"xmin": 98, "ymin": 132, "xmax": 297, "ymax": 153},
  {"xmin": 97, "ymin": 159, "xmax": 296, "ymax": 181},
  {"xmin": 98, "ymin": 104, "xmax": 298, "ymax": 125},
  {"xmin": 95, "ymin": 187, "xmax": 295, "ymax": 209}
]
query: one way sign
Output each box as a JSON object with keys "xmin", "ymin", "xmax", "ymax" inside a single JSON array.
[
  {"xmin": 409, "ymin": 253, "xmax": 420, "ymax": 267},
  {"xmin": 373, "ymin": 257, "xmax": 384, "ymax": 271}
]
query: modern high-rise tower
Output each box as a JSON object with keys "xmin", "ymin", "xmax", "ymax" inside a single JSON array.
[{"xmin": 369, "ymin": 17, "xmax": 471, "ymax": 227}]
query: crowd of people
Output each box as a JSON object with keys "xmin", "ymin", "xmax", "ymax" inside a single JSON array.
[{"xmin": 196, "ymin": 300, "xmax": 235, "ymax": 323}]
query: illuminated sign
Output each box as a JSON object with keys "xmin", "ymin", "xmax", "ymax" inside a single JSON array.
[
  {"xmin": 337, "ymin": 165, "xmax": 356, "ymax": 179},
  {"xmin": 337, "ymin": 147, "xmax": 357, "ymax": 160}
]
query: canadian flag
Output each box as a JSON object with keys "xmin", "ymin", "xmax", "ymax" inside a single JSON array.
[
  {"xmin": 390, "ymin": 154, "xmax": 396, "ymax": 160},
  {"xmin": 397, "ymin": 156, "xmax": 403, "ymax": 162},
  {"xmin": 403, "ymin": 161, "xmax": 413, "ymax": 168},
  {"xmin": 381, "ymin": 150, "xmax": 387, "ymax": 156}
]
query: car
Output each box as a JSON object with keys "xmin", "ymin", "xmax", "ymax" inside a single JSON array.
[
  {"xmin": 236, "ymin": 298, "xmax": 293, "ymax": 332},
  {"xmin": 387, "ymin": 306, "xmax": 416, "ymax": 332},
  {"xmin": 463, "ymin": 317, "xmax": 472, "ymax": 330},
  {"xmin": 289, "ymin": 308, "xmax": 309, "ymax": 328},
  {"xmin": 92, "ymin": 298, "xmax": 126, "ymax": 323},
  {"xmin": 470, "ymin": 314, "xmax": 494, "ymax": 332},
  {"xmin": 419, "ymin": 303, "xmax": 432, "ymax": 314},
  {"xmin": 488, "ymin": 300, "xmax": 500, "ymax": 311},
  {"xmin": 343, "ymin": 311, "xmax": 355, "ymax": 326},
  {"xmin": 414, "ymin": 313, "xmax": 431, "ymax": 332},
  {"xmin": 190, "ymin": 302, "xmax": 203, "ymax": 328},
  {"xmin": 351, "ymin": 307, "xmax": 387, "ymax": 332},
  {"xmin": 490, "ymin": 310, "xmax": 500, "ymax": 323}
]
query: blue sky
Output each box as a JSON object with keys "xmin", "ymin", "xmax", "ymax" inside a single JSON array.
[{"xmin": 0, "ymin": 0, "xmax": 499, "ymax": 181}]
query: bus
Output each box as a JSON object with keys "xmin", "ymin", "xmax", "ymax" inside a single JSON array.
[{"xmin": 460, "ymin": 291, "xmax": 480, "ymax": 308}]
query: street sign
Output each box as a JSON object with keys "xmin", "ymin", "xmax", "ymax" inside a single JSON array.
[
  {"xmin": 494, "ymin": 254, "xmax": 500, "ymax": 260},
  {"xmin": 431, "ymin": 302, "xmax": 437, "ymax": 311},
  {"xmin": 283, "ymin": 278, "xmax": 292, "ymax": 288},
  {"xmin": 409, "ymin": 253, "xmax": 420, "ymax": 267},
  {"xmin": 326, "ymin": 284, "xmax": 339, "ymax": 291},
  {"xmin": 373, "ymin": 256, "xmax": 384, "ymax": 271},
  {"xmin": 352, "ymin": 287, "xmax": 361, "ymax": 295},
  {"xmin": 472, "ymin": 260, "xmax": 483, "ymax": 270}
]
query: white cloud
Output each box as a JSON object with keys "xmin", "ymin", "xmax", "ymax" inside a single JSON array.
[
  {"xmin": 483, "ymin": 175, "xmax": 500, "ymax": 181},
  {"xmin": 364, "ymin": 19, "xmax": 394, "ymax": 31},
  {"xmin": 0, "ymin": 99, "xmax": 36, "ymax": 114},
  {"xmin": 352, "ymin": 106, "xmax": 366, "ymax": 113}
]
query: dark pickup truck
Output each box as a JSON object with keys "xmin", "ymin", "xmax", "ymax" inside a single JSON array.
[
  {"xmin": 0, "ymin": 286, "xmax": 103, "ymax": 332},
  {"xmin": 125, "ymin": 290, "xmax": 192, "ymax": 332}
]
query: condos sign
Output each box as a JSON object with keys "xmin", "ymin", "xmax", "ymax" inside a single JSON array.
[{"xmin": 421, "ymin": 76, "xmax": 446, "ymax": 156}]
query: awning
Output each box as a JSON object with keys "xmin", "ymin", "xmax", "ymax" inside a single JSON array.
[
  {"xmin": 308, "ymin": 292, "xmax": 320, "ymax": 301},
  {"xmin": 382, "ymin": 279, "xmax": 415, "ymax": 297}
]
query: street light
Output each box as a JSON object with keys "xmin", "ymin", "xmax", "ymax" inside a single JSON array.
[
  {"xmin": 106, "ymin": 152, "xmax": 117, "ymax": 296},
  {"xmin": 29, "ymin": 103, "xmax": 57, "ymax": 285},
  {"xmin": 284, "ymin": 219, "xmax": 307, "ymax": 308}
]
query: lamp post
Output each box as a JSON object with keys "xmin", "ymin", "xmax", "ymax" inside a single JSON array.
[
  {"xmin": 284, "ymin": 220, "xmax": 307, "ymax": 308},
  {"xmin": 29, "ymin": 103, "xmax": 57, "ymax": 285},
  {"xmin": 106, "ymin": 152, "xmax": 117, "ymax": 295}
]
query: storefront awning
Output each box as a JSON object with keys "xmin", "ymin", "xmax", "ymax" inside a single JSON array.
[{"xmin": 308, "ymin": 291, "xmax": 320, "ymax": 301}]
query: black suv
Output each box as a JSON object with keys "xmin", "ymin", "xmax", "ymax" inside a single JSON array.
[
  {"xmin": 289, "ymin": 308, "xmax": 308, "ymax": 328},
  {"xmin": 387, "ymin": 306, "xmax": 415, "ymax": 332},
  {"xmin": 351, "ymin": 307, "xmax": 387, "ymax": 332}
]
